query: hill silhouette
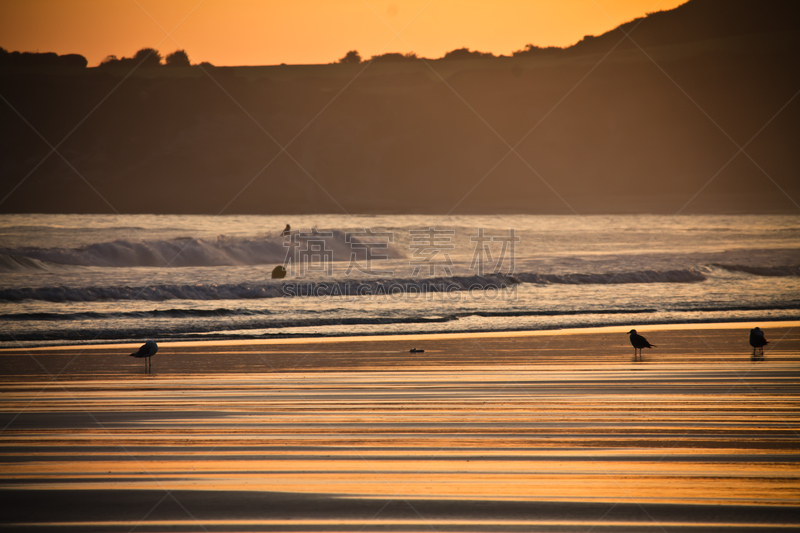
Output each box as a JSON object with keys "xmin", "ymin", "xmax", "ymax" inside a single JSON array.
[
  {"xmin": 567, "ymin": 0, "xmax": 800, "ymax": 54},
  {"xmin": 0, "ymin": 48, "xmax": 87, "ymax": 68},
  {"xmin": 0, "ymin": 0, "xmax": 798, "ymax": 214}
]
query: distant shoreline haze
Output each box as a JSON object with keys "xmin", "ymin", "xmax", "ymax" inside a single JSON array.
[{"xmin": 0, "ymin": 0, "xmax": 798, "ymax": 214}]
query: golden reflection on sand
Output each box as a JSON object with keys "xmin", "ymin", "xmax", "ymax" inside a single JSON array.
[
  {"xmin": 16, "ymin": 519, "xmax": 800, "ymax": 529},
  {"xmin": 1, "ymin": 326, "xmax": 799, "ymax": 530}
]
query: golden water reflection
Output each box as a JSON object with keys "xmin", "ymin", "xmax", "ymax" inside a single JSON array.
[{"xmin": 2, "ymin": 359, "xmax": 799, "ymax": 530}]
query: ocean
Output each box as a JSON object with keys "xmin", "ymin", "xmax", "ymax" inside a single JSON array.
[{"xmin": 0, "ymin": 213, "xmax": 798, "ymax": 348}]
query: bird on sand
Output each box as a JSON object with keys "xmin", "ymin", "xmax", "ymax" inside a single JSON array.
[
  {"xmin": 281, "ymin": 224, "xmax": 291, "ymax": 236},
  {"xmin": 130, "ymin": 340, "xmax": 158, "ymax": 372},
  {"xmin": 749, "ymin": 327, "xmax": 768, "ymax": 356},
  {"xmin": 627, "ymin": 330, "xmax": 655, "ymax": 360}
]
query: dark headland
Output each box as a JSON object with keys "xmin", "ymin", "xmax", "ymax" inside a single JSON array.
[{"xmin": 1, "ymin": 0, "xmax": 798, "ymax": 215}]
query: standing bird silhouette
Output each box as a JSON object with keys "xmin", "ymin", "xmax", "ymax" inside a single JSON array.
[
  {"xmin": 749, "ymin": 327, "xmax": 768, "ymax": 356},
  {"xmin": 627, "ymin": 330, "xmax": 655, "ymax": 361},
  {"xmin": 130, "ymin": 340, "xmax": 158, "ymax": 372},
  {"xmin": 281, "ymin": 224, "xmax": 291, "ymax": 237}
]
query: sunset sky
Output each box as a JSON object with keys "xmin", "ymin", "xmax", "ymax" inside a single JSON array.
[{"xmin": 2, "ymin": 0, "xmax": 688, "ymax": 67}]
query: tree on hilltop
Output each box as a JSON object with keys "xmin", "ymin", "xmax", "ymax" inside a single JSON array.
[
  {"xmin": 0, "ymin": 47, "xmax": 87, "ymax": 68},
  {"xmin": 370, "ymin": 52, "xmax": 419, "ymax": 62},
  {"xmin": 339, "ymin": 50, "xmax": 362, "ymax": 64},
  {"xmin": 512, "ymin": 44, "xmax": 562, "ymax": 57},
  {"xmin": 100, "ymin": 48, "xmax": 164, "ymax": 68},
  {"xmin": 165, "ymin": 49, "xmax": 191, "ymax": 67},
  {"xmin": 99, "ymin": 54, "xmax": 129, "ymax": 68},
  {"xmin": 133, "ymin": 48, "xmax": 162, "ymax": 67},
  {"xmin": 442, "ymin": 47, "xmax": 494, "ymax": 60}
]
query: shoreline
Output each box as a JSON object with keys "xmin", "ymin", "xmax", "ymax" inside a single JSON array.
[{"xmin": 7, "ymin": 319, "xmax": 799, "ymax": 352}]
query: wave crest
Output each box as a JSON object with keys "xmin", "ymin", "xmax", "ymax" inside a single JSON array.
[
  {"xmin": 714, "ymin": 263, "xmax": 800, "ymax": 277},
  {"xmin": 513, "ymin": 268, "xmax": 706, "ymax": 284},
  {"xmin": 0, "ymin": 230, "xmax": 404, "ymax": 268},
  {"xmin": 0, "ymin": 269, "xmax": 708, "ymax": 302},
  {"xmin": 0, "ymin": 253, "xmax": 63, "ymax": 273}
]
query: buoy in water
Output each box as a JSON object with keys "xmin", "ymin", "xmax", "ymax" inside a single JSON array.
[{"xmin": 271, "ymin": 265, "xmax": 287, "ymax": 279}]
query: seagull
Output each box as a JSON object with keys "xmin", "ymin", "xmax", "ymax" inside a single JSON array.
[
  {"xmin": 627, "ymin": 330, "xmax": 655, "ymax": 360},
  {"xmin": 749, "ymin": 327, "xmax": 768, "ymax": 356},
  {"xmin": 281, "ymin": 224, "xmax": 291, "ymax": 236},
  {"xmin": 130, "ymin": 340, "xmax": 158, "ymax": 372}
]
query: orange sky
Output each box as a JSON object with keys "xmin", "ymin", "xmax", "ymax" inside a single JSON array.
[{"xmin": 1, "ymin": 0, "xmax": 689, "ymax": 67}]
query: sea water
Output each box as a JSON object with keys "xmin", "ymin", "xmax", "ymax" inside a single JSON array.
[{"xmin": 0, "ymin": 213, "xmax": 798, "ymax": 347}]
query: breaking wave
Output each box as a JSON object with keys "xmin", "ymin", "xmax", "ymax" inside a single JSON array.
[
  {"xmin": 513, "ymin": 269, "xmax": 706, "ymax": 284},
  {"xmin": 0, "ymin": 253, "xmax": 69, "ymax": 273},
  {"xmin": 0, "ymin": 231, "xmax": 403, "ymax": 268},
  {"xmin": 713, "ymin": 264, "xmax": 800, "ymax": 277},
  {"xmin": 7, "ymin": 303, "xmax": 798, "ymax": 324},
  {"xmin": 5, "ymin": 307, "xmax": 800, "ymax": 344},
  {"xmin": 0, "ymin": 308, "xmax": 274, "ymax": 321},
  {"xmin": 0, "ymin": 268, "xmax": 707, "ymax": 303}
]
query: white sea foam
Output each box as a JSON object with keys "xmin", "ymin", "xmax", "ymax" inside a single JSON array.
[
  {"xmin": 1, "ymin": 213, "xmax": 797, "ymax": 347},
  {"xmin": 0, "ymin": 253, "xmax": 66, "ymax": 272}
]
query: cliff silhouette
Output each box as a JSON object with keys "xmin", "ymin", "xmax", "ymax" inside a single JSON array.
[{"xmin": 0, "ymin": 0, "xmax": 798, "ymax": 214}]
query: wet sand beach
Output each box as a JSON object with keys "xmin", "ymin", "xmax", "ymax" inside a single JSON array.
[{"xmin": 1, "ymin": 323, "xmax": 799, "ymax": 531}]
